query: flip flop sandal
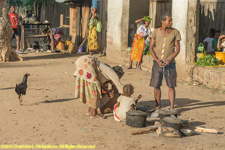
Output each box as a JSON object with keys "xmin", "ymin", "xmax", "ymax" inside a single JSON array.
[
  {"xmin": 136, "ymin": 67, "xmax": 142, "ymax": 70},
  {"xmin": 17, "ymin": 50, "xmax": 23, "ymax": 54},
  {"xmin": 127, "ymin": 66, "xmax": 132, "ymax": 69}
]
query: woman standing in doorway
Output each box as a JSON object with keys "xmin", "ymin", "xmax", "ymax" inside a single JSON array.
[{"xmin": 127, "ymin": 16, "xmax": 152, "ymax": 70}]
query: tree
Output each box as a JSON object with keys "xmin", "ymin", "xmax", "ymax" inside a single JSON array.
[
  {"xmin": 0, "ymin": 0, "xmax": 23, "ymax": 62},
  {"xmin": 7, "ymin": 0, "xmax": 23, "ymax": 7},
  {"xmin": 7, "ymin": 0, "xmax": 56, "ymax": 9}
]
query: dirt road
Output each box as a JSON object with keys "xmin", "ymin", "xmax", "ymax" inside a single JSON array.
[{"xmin": 0, "ymin": 53, "xmax": 225, "ymax": 150}]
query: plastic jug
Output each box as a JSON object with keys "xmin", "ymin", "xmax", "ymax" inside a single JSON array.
[{"xmin": 92, "ymin": 0, "xmax": 99, "ymax": 8}]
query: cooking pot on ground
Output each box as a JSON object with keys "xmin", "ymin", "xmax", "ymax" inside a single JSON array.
[
  {"xmin": 160, "ymin": 116, "xmax": 183, "ymax": 130},
  {"xmin": 126, "ymin": 110, "xmax": 148, "ymax": 128}
]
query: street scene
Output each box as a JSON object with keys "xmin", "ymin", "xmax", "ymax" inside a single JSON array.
[{"xmin": 0, "ymin": 0, "xmax": 225, "ymax": 150}]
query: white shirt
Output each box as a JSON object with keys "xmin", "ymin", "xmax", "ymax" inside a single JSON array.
[
  {"xmin": 136, "ymin": 24, "xmax": 151, "ymax": 39},
  {"xmin": 116, "ymin": 96, "xmax": 135, "ymax": 121},
  {"xmin": 221, "ymin": 41, "xmax": 225, "ymax": 52},
  {"xmin": 203, "ymin": 37, "xmax": 214, "ymax": 53}
]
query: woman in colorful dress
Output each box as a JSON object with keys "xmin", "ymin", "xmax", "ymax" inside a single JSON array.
[
  {"xmin": 127, "ymin": 16, "xmax": 152, "ymax": 70},
  {"xmin": 74, "ymin": 55, "xmax": 124, "ymax": 119},
  {"xmin": 88, "ymin": 7, "xmax": 101, "ymax": 56}
]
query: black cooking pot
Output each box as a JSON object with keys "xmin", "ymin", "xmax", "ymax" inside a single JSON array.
[
  {"xmin": 158, "ymin": 109, "xmax": 178, "ymax": 119},
  {"xmin": 160, "ymin": 116, "xmax": 183, "ymax": 130},
  {"xmin": 126, "ymin": 110, "xmax": 148, "ymax": 128}
]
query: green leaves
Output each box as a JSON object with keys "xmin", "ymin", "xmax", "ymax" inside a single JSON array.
[
  {"xmin": 7, "ymin": 0, "xmax": 23, "ymax": 6},
  {"xmin": 195, "ymin": 55, "xmax": 219, "ymax": 66},
  {"xmin": 7, "ymin": 0, "xmax": 56, "ymax": 8}
]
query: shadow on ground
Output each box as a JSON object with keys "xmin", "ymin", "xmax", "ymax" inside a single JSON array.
[
  {"xmin": 36, "ymin": 98, "xmax": 75, "ymax": 104},
  {"xmin": 21, "ymin": 53, "xmax": 86, "ymax": 61},
  {"xmin": 0, "ymin": 87, "xmax": 15, "ymax": 90},
  {"xmin": 138, "ymin": 98, "xmax": 225, "ymax": 113}
]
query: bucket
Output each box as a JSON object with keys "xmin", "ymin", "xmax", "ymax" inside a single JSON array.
[
  {"xmin": 215, "ymin": 52, "xmax": 225, "ymax": 64},
  {"xmin": 92, "ymin": 0, "xmax": 99, "ymax": 8},
  {"xmin": 126, "ymin": 110, "xmax": 147, "ymax": 128},
  {"xmin": 78, "ymin": 46, "xmax": 83, "ymax": 53}
]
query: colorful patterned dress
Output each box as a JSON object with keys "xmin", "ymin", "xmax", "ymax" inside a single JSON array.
[
  {"xmin": 74, "ymin": 55, "xmax": 123, "ymax": 109},
  {"xmin": 130, "ymin": 24, "xmax": 151, "ymax": 63},
  {"xmin": 74, "ymin": 55, "xmax": 101, "ymax": 109},
  {"xmin": 88, "ymin": 18, "xmax": 99, "ymax": 52}
]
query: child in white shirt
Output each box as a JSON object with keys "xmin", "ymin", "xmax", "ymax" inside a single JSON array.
[
  {"xmin": 113, "ymin": 84, "xmax": 142, "ymax": 121},
  {"xmin": 203, "ymin": 28, "xmax": 216, "ymax": 55}
]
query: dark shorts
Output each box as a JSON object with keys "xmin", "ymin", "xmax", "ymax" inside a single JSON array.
[
  {"xmin": 11, "ymin": 28, "xmax": 20, "ymax": 39},
  {"xmin": 150, "ymin": 60, "xmax": 177, "ymax": 88}
]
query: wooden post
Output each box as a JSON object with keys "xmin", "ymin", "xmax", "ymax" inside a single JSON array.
[
  {"xmin": 82, "ymin": 1, "xmax": 90, "ymax": 39},
  {"xmin": 75, "ymin": 4, "xmax": 81, "ymax": 47},
  {"xmin": 60, "ymin": 14, "xmax": 64, "ymax": 27},
  {"xmin": 70, "ymin": 4, "xmax": 77, "ymax": 44},
  {"xmin": 49, "ymin": 24, "xmax": 54, "ymax": 52},
  {"xmin": 21, "ymin": 24, "xmax": 25, "ymax": 52}
]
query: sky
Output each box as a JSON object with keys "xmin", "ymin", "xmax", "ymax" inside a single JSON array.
[{"xmin": 55, "ymin": 0, "xmax": 65, "ymax": 2}]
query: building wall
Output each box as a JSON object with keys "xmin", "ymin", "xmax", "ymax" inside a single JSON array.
[
  {"xmin": 193, "ymin": 66, "xmax": 225, "ymax": 90},
  {"xmin": 106, "ymin": 0, "xmax": 225, "ymax": 90},
  {"xmin": 107, "ymin": 0, "xmax": 129, "ymax": 52},
  {"xmin": 172, "ymin": 0, "xmax": 188, "ymax": 66},
  {"xmin": 172, "ymin": 0, "xmax": 199, "ymax": 79}
]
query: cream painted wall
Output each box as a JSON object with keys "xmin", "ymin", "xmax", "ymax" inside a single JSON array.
[
  {"xmin": 107, "ymin": 0, "xmax": 130, "ymax": 52},
  {"xmin": 107, "ymin": 0, "xmax": 123, "ymax": 51},
  {"xmin": 172, "ymin": 0, "xmax": 188, "ymax": 65}
]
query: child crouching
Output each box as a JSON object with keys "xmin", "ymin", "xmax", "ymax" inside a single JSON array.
[{"xmin": 114, "ymin": 84, "xmax": 142, "ymax": 121}]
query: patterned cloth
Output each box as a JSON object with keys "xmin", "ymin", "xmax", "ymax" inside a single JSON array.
[
  {"xmin": 74, "ymin": 55, "xmax": 123, "ymax": 109},
  {"xmin": 136, "ymin": 24, "xmax": 151, "ymax": 39},
  {"xmin": 130, "ymin": 33, "xmax": 145, "ymax": 63},
  {"xmin": 74, "ymin": 55, "xmax": 101, "ymax": 95},
  {"xmin": 88, "ymin": 26, "xmax": 99, "ymax": 51},
  {"xmin": 160, "ymin": 38, "xmax": 167, "ymax": 60},
  {"xmin": 74, "ymin": 77, "xmax": 100, "ymax": 109}
]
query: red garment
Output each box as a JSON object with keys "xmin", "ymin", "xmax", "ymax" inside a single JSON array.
[{"xmin": 8, "ymin": 13, "xmax": 18, "ymax": 28}]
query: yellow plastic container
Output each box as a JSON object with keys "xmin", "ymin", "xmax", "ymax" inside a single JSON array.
[
  {"xmin": 56, "ymin": 41, "xmax": 65, "ymax": 50},
  {"xmin": 66, "ymin": 41, "xmax": 72, "ymax": 46},
  {"xmin": 215, "ymin": 52, "xmax": 225, "ymax": 63}
]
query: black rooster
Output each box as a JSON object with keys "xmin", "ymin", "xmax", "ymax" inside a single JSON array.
[{"xmin": 15, "ymin": 73, "xmax": 30, "ymax": 105}]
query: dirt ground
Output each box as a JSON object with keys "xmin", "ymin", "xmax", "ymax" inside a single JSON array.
[{"xmin": 0, "ymin": 52, "xmax": 225, "ymax": 150}]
